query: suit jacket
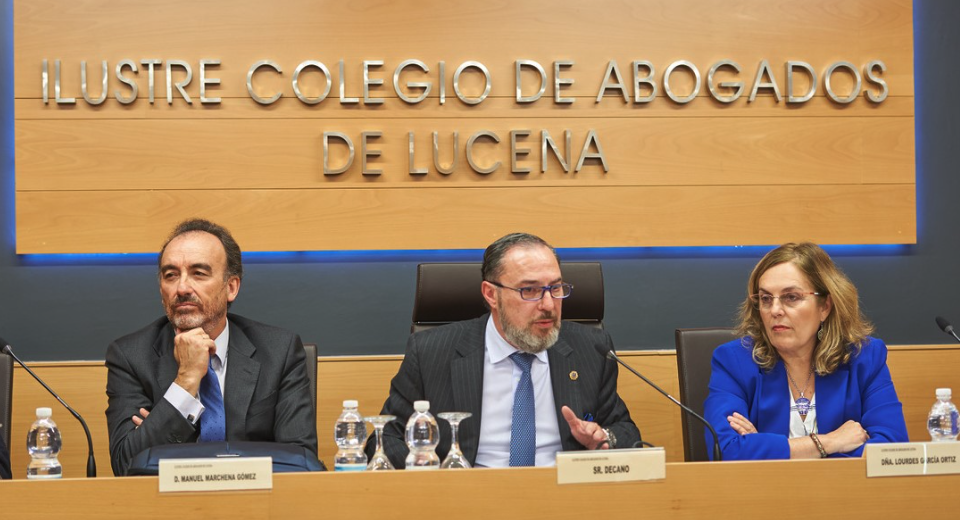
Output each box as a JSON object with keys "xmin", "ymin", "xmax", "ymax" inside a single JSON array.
[
  {"xmin": 0, "ymin": 433, "xmax": 10, "ymax": 479},
  {"xmin": 105, "ymin": 313, "xmax": 318, "ymax": 476},
  {"xmin": 704, "ymin": 336, "xmax": 908, "ymax": 460},
  {"xmin": 372, "ymin": 315, "xmax": 641, "ymax": 468}
]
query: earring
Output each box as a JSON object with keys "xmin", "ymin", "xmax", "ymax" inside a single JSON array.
[{"xmin": 817, "ymin": 321, "xmax": 824, "ymax": 341}]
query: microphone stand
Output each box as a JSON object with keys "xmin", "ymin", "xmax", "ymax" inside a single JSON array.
[
  {"xmin": 2, "ymin": 344, "xmax": 97, "ymax": 477},
  {"xmin": 606, "ymin": 350, "xmax": 723, "ymax": 461}
]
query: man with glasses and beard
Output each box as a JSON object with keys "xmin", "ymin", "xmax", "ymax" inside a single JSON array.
[
  {"xmin": 373, "ymin": 233, "xmax": 640, "ymax": 468},
  {"xmin": 104, "ymin": 219, "xmax": 317, "ymax": 476}
]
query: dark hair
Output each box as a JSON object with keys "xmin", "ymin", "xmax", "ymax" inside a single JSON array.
[
  {"xmin": 737, "ymin": 242, "xmax": 873, "ymax": 375},
  {"xmin": 158, "ymin": 218, "xmax": 243, "ymax": 281},
  {"xmin": 481, "ymin": 232, "xmax": 559, "ymax": 282}
]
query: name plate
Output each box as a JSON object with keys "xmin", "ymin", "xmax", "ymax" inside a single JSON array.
[
  {"xmin": 159, "ymin": 457, "xmax": 273, "ymax": 492},
  {"xmin": 556, "ymin": 447, "xmax": 665, "ymax": 485},
  {"xmin": 865, "ymin": 442, "xmax": 960, "ymax": 477}
]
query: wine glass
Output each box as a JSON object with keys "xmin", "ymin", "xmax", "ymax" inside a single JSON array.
[
  {"xmin": 364, "ymin": 415, "xmax": 396, "ymax": 470},
  {"xmin": 438, "ymin": 412, "xmax": 472, "ymax": 469}
]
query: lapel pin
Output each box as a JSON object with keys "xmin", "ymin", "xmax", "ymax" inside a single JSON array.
[{"xmin": 569, "ymin": 371, "xmax": 578, "ymax": 381}]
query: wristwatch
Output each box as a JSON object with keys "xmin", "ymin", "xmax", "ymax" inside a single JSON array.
[{"xmin": 601, "ymin": 428, "xmax": 617, "ymax": 449}]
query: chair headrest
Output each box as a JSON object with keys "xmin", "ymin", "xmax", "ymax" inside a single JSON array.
[{"xmin": 411, "ymin": 262, "xmax": 604, "ymax": 332}]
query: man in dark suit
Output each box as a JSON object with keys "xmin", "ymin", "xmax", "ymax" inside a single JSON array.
[
  {"xmin": 105, "ymin": 219, "xmax": 317, "ymax": 476},
  {"xmin": 374, "ymin": 233, "xmax": 640, "ymax": 468}
]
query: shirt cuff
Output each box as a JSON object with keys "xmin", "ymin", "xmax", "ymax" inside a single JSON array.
[{"xmin": 164, "ymin": 382, "xmax": 206, "ymax": 425}]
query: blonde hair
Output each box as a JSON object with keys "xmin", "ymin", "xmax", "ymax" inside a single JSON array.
[{"xmin": 736, "ymin": 242, "xmax": 874, "ymax": 375}]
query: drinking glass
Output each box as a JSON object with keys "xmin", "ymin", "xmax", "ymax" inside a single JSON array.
[
  {"xmin": 438, "ymin": 412, "xmax": 472, "ymax": 469},
  {"xmin": 364, "ymin": 415, "xmax": 396, "ymax": 470}
]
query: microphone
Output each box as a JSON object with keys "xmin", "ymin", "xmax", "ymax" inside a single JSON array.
[
  {"xmin": 1, "ymin": 337, "xmax": 97, "ymax": 477},
  {"xmin": 597, "ymin": 344, "xmax": 723, "ymax": 461},
  {"xmin": 935, "ymin": 316, "xmax": 960, "ymax": 344}
]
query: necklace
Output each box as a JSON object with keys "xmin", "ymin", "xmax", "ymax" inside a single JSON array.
[{"xmin": 787, "ymin": 367, "xmax": 814, "ymax": 416}]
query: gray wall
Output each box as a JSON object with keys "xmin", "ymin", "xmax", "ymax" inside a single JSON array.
[{"xmin": 1, "ymin": 1, "xmax": 958, "ymax": 361}]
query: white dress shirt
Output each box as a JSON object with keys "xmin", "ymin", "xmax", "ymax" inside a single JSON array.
[
  {"xmin": 163, "ymin": 322, "xmax": 230, "ymax": 424},
  {"xmin": 474, "ymin": 316, "xmax": 563, "ymax": 467}
]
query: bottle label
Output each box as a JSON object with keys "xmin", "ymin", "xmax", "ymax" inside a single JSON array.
[
  {"xmin": 334, "ymin": 463, "xmax": 367, "ymax": 472},
  {"xmin": 25, "ymin": 472, "xmax": 62, "ymax": 480},
  {"xmin": 404, "ymin": 464, "xmax": 440, "ymax": 471}
]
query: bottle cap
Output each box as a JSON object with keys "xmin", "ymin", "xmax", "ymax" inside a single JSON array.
[
  {"xmin": 36, "ymin": 407, "xmax": 52, "ymax": 418},
  {"xmin": 936, "ymin": 388, "xmax": 952, "ymax": 399},
  {"xmin": 342, "ymin": 399, "xmax": 359, "ymax": 408},
  {"xmin": 413, "ymin": 400, "xmax": 430, "ymax": 412}
]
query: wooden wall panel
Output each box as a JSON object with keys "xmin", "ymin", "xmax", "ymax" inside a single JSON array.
[
  {"xmin": 7, "ymin": 345, "xmax": 954, "ymax": 478},
  {"xmin": 14, "ymin": 96, "xmax": 917, "ymax": 120},
  {"xmin": 13, "ymin": 0, "xmax": 915, "ymax": 253},
  {"xmin": 15, "ymin": 117, "xmax": 915, "ymax": 191},
  {"xmin": 12, "ymin": 0, "xmax": 917, "ymax": 99},
  {"xmin": 10, "ymin": 363, "xmax": 111, "ymax": 480},
  {"xmin": 16, "ymin": 185, "xmax": 916, "ymax": 253}
]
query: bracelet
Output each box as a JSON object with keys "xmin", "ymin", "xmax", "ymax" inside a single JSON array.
[
  {"xmin": 809, "ymin": 432, "xmax": 827, "ymax": 458},
  {"xmin": 601, "ymin": 428, "xmax": 617, "ymax": 449}
]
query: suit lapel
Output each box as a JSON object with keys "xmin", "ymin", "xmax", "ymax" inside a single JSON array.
[
  {"xmin": 757, "ymin": 362, "xmax": 790, "ymax": 435},
  {"xmin": 815, "ymin": 365, "xmax": 850, "ymax": 434},
  {"xmin": 547, "ymin": 337, "xmax": 579, "ymax": 451},
  {"xmin": 154, "ymin": 323, "xmax": 180, "ymax": 402},
  {"xmin": 223, "ymin": 321, "xmax": 261, "ymax": 439},
  {"xmin": 451, "ymin": 318, "xmax": 486, "ymax": 464}
]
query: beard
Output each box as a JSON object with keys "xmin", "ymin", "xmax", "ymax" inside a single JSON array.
[
  {"xmin": 164, "ymin": 288, "xmax": 228, "ymax": 333},
  {"xmin": 497, "ymin": 293, "xmax": 561, "ymax": 354}
]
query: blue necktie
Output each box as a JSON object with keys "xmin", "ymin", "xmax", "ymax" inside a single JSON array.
[
  {"xmin": 509, "ymin": 352, "xmax": 536, "ymax": 467},
  {"xmin": 198, "ymin": 357, "xmax": 226, "ymax": 442}
]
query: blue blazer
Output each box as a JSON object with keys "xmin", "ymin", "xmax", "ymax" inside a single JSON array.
[{"xmin": 704, "ymin": 336, "xmax": 908, "ymax": 460}]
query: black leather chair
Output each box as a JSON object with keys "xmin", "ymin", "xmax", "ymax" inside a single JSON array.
[
  {"xmin": 303, "ymin": 343, "xmax": 318, "ymax": 422},
  {"xmin": 411, "ymin": 262, "xmax": 605, "ymax": 333},
  {"xmin": 0, "ymin": 352, "xmax": 12, "ymax": 450},
  {"xmin": 674, "ymin": 327, "xmax": 737, "ymax": 462}
]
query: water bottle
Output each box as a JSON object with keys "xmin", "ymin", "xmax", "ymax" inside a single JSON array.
[
  {"xmin": 26, "ymin": 407, "xmax": 63, "ymax": 479},
  {"xmin": 927, "ymin": 388, "xmax": 960, "ymax": 442},
  {"xmin": 334, "ymin": 400, "xmax": 368, "ymax": 471},
  {"xmin": 404, "ymin": 400, "xmax": 440, "ymax": 470}
]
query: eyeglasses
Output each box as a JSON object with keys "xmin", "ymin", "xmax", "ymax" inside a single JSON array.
[
  {"xmin": 488, "ymin": 281, "xmax": 573, "ymax": 301},
  {"xmin": 749, "ymin": 292, "xmax": 820, "ymax": 310}
]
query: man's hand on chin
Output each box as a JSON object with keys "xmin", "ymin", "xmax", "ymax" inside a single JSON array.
[{"xmin": 172, "ymin": 327, "xmax": 216, "ymax": 396}]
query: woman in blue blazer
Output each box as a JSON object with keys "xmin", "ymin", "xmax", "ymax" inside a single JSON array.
[{"xmin": 704, "ymin": 242, "xmax": 908, "ymax": 460}]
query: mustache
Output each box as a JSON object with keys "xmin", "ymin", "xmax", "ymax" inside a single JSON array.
[
  {"xmin": 173, "ymin": 294, "xmax": 201, "ymax": 305},
  {"xmin": 535, "ymin": 312, "xmax": 558, "ymax": 321}
]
